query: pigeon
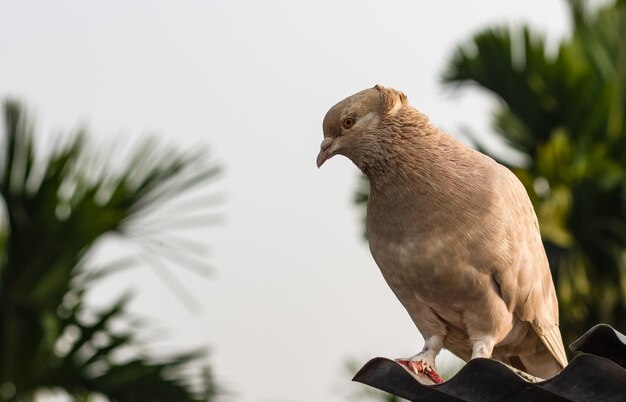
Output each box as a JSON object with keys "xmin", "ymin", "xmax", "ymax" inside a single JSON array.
[{"xmin": 316, "ymin": 85, "xmax": 568, "ymax": 383}]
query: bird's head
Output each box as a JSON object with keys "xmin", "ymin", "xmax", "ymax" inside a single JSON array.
[{"xmin": 316, "ymin": 85, "xmax": 409, "ymax": 173}]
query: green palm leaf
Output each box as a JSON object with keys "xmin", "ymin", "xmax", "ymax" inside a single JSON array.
[{"xmin": 0, "ymin": 100, "xmax": 220, "ymax": 401}]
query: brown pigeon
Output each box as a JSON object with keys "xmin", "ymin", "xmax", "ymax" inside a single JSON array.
[{"xmin": 317, "ymin": 85, "xmax": 568, "ymax": 383}]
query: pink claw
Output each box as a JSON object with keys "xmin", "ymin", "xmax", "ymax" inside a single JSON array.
[{"xmin": 395, "ymin": 358, "xmax": 445, "ymax": 384}]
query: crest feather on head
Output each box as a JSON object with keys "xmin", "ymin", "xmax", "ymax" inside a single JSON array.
[{"xmin": 373, "ymin": 84, "xmax": 407, "ymax": 115}]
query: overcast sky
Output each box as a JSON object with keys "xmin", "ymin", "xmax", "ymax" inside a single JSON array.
[{"xmin": 0, "ymin": 2, "xmax": 572, "ymax": 401}]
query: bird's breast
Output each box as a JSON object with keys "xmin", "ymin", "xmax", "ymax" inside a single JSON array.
[
  {"xmin": 369, "ymin": 232, "xmax": 478, "ymax": 297},
  {"xmin": 365, "ymin": 176, "xmax": 503, "ymax": 311}
]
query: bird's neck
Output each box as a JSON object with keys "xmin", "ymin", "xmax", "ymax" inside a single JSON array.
[
  {"xmin": 364, "ymin": 126, "xmax": 458, "ymax": 194},
  {"xmin": 365, "ymin": 125, "xmax": 491, "ymax": 227},
  {"xmin": 364, "ymin": 132, "xmax": 457, "ymax": 241},
  {"xmin": 364, "ymin": 123, "xmax": 498, "ymax": 241}
]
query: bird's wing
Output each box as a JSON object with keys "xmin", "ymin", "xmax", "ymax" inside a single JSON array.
[{"xmin": 493, "ymin": 168, "xmax": 568, "ymax": 369}]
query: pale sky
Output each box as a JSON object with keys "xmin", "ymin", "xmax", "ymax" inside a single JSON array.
[{"xmin": 0, "ymin": 1, "xmax": 571, "ymax": 401}]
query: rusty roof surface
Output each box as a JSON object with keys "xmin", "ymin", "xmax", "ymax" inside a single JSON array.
[{"xmin": 353, "ymin": 324, "xmax": 626, "ymax": 402}]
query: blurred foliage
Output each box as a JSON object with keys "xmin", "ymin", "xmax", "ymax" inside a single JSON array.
[
  {"xmin": 355, "ymin": 0, "xmax": 626, "ymax": 355},
  {"xmin": 0, "ymin": 100, "xmax": 221, "ymax": 401}
]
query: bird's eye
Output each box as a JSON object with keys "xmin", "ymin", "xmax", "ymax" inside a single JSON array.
[{"xmin": 342, "ymin": 116, "xmax": 355, "ymax": 129}]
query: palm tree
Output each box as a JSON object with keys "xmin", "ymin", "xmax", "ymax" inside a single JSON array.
[{"xmin": 0, "ymin": 100, "xmax": 221, "ymax": 401}]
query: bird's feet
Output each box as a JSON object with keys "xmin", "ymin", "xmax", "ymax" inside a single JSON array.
[{"xmin": 395, "ymin": 357, "xmax": 445, "ymax": 384}]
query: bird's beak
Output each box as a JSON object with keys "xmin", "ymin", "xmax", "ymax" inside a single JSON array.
[{"xmin": 316, "ymin": 137, "xmax": 336, "ymax": 168}]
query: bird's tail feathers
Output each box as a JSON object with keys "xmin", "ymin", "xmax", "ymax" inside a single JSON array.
[
  {"xmin": 516, "ymin": 323, "xmax": 568, "ymax": 379},
  {"xmin": 538, "ymin": 325, "xmax": 568, "ymax": 369}
]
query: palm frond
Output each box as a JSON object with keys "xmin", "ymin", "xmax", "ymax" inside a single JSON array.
[{"xmin": 0, "ymin": 100, "xmax": 221, "ymax": 401}]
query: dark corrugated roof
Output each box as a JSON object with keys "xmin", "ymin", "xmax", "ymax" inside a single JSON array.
[{"xmin": 352, "ymin": 324, "xmax": 626, "ymax": 402}]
